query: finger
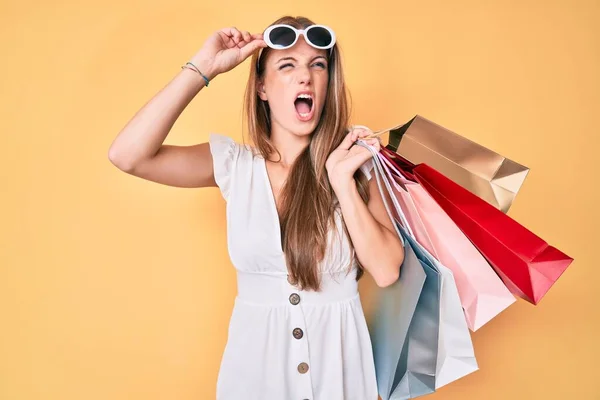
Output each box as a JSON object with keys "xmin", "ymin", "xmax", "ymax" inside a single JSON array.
[
  {"xmin": 338, "ymin": 131, "xmax": 358, "ymax": 151},
  {"xmin": 218, "ymin": 29, "xmax": 239, "ymax": 48},
  {"xmin": 220, "ymin": 27, "xmax": 238, "ymax": 38},
  {"xmin": 357, "ymin": 137, "xmax": 380, "ymax": 150},
  {"xmin": 229, "ymin": 27, "xmax": 242, "ymax": 44},
  {"xmin": 355, "ymin": 128, "xmax": 373, "ymax": 138},
  {"xmin": 217, "ymin": 30, "xmax": 234, "ymax": 45},
  {"xmin": 368, "ymin": 138, "xmax": 381, "ymax": 152},
  {"xmin": 350, "ymin": 127, "xmax": 364, "ymax": 140},
  {"xmin": 219, "ymin": 27, "xmax": 232, "ymax": 36},
  {"xmin": 344, "ymin": 147, "xmax": 377, "ymax": 173},
  {"xmin": 236, "ymin": 31, "xmax": 250, "ymax": 48},
  {"xmin": 239, "ymin": 39, "xmax": 268, "ymax": 59},
  {"xmin": 349, "ymin": 126, "xmax": 371, "ymax": 139},
  {"xmin": 241, "ymin": 30, "xmax": 252, "ymax": 43}
]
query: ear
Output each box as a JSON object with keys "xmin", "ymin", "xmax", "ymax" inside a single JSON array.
[{"xmin": 257, "ymin": 79, "xmax": 268, "ymax": 101}]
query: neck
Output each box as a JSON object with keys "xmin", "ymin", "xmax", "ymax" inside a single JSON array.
[{"xmin": 268, "ymin": 123, "xmax": 311, "ymax": 167}]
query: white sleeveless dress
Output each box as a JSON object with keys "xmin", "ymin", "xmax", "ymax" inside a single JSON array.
[{"xmin": 209, "ymin": 133, "xmax": 379, "ymax": 400}]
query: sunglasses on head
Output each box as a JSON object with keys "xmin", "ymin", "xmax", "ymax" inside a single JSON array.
[{"xmin": 263, "ymin": 24, "xmax": 336, "ymax": 52}]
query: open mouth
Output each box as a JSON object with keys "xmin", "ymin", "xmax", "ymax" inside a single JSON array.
[{"xmin": 294, "ymin": 94, "xmax": 314, "ymax": 121}]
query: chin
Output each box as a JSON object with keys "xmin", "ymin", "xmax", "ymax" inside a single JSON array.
[
  {"xmin": 290, "ymin": 123, "xmax": 319, "ymax": 139},
  {"xmin": 272, "ymin": 108, "xmax": 324, "ymax": 138},
  {"xmin": 292, "ymin": 111, "xmax": 323, "ymax": 137}
]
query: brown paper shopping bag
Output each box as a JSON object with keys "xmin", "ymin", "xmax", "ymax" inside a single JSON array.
[{"xmin": 385, "ymin": 115, "xmax": 529, "ymax": 213}]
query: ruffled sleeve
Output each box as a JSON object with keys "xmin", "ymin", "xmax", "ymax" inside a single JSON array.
[{"xmin": 209, "ymin": 133, "xmax": 240, "ymax": 201}]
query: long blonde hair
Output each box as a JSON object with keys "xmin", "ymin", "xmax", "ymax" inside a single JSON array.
[{"xmin": 242, "ymin": 15, "xmax": 369, "ymax": 291}]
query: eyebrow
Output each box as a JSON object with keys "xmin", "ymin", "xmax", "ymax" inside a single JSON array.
[{"xmin": 276, "ymin": 55, "xmax": 328, "ymax": 64}]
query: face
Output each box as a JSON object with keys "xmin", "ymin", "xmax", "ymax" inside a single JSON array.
[{"xmin": 257, "ymin": 36, "xmax": 330, "ymax": 139}]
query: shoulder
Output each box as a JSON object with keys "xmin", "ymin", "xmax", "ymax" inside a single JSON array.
[
  {"xmin": 208, "ymin": 133, "xmax": 262, "ymax": 167},
  {"xmin": 208, "ymin": 133, "xmax": 259, "ymax": 200},
  {"xmin": 208, "ymin": 133, "xmax": 257, "ymax": 157}
]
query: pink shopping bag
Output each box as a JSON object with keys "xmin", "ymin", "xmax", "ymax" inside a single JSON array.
[{"xmin": 375, "ymin": 151, "xmax": 516, "ymax": 331}]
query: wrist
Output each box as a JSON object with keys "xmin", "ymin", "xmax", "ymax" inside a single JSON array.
[
  {"xmin": 188, "ymin": 57, "xmax": 218, "ymax": 82},
  {"xmin": 330, "ymin": 175, "xmax": 357, "ymax": 197},
  {"xmin": 333, "ymin": 180, "xmax": 361, "ymax": 214}
]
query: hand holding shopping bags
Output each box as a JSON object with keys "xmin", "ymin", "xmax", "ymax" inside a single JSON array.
[
  {"xmin": 362, "ymin": 115, "xmax": 574, "ymax": 305},
  {"xmin": 356, "ymin": 115, "xmax": 574, "ymax": 399}
]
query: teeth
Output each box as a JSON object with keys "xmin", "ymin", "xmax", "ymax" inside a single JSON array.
[{"xmin": 296, "ymin": 94, "xmax": 313, "ymax": 118}]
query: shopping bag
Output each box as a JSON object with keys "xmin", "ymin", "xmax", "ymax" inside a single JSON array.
[
  {"xmin": 390, "ymin": 231, "xmax": 441, "ymax": 399},
  {"xmin": 369, "ymin": 236, "xmax": 432, "ymax": 400},
  {"xmin": 377, "ymin": 150, "xmax": 516, "ymax": 331},
  {"xmin": 381, "ymin": 146, "xmax": 573, "ymax": 305},
  {"xmin": 364, "ymin": 142, "xmax": 477, "ymax": 398},
  {"xmin": 403, "ymin": 233, "xmax": 479, "ymax": 390},
  {"xmin": 366, "ymin": 115, "xmax": 530, "ymax": 213},
  {"xmin": 368, "ymin": 247, "xmax": 422, "ymax": 397}
]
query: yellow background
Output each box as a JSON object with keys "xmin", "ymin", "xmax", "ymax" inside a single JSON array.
[{"xmin": 1, "ymin": 0, "xmax": 598, "ymax": 399}]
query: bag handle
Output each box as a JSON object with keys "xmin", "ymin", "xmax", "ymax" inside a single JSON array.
[
  {"xmin": 356, "ymin": 140, "xmax": 415, "ymax": 241},
  {"xmin": 380, "ymin": 147, "xmax": 418, "ymax": 181},
  {"xmin": 379, "ymin": 150, "xmax": 415, "ymax": 182},
  {"xmin": 371, "ymin": 147, "xmax": 416, "ymax": 239},
  {"xmin": 376, "ymin": 152, "xmax": 409, "ymax": 191}
]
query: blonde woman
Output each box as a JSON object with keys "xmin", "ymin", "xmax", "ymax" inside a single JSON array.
[{"xmin": 108, "ymin": 15, "xmax": 404, "ymax": 400}]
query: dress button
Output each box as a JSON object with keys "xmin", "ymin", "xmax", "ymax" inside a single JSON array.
[
  {"xmin": 297, "ymin": 362, "xmax": 309, "ymax": 374},
  {"xmin": 292, "ymin": 328, "xmax": 304, "ymax": 339},
  {"xmin": 289, "ymin": 293, "xmax": 300, "ymax": 305}
]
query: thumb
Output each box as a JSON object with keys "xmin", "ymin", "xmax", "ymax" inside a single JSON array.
[{"xmin": 240, "ymin": 39, "xmax": 268, "ymax": 60}]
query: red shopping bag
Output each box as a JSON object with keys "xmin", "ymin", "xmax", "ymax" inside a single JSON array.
[{"xmin": 380, "ymin": 146, "xmax": 574, "ymax": 305}]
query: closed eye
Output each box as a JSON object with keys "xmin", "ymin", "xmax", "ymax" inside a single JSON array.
[{"xmin": 278, "ymin": 62, "xmax": 327, "ymax": 70}]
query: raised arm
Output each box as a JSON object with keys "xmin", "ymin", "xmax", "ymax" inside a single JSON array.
[
  {"xmin": 107, "ymin": 63, "xmax": 216, "ymax": 188},
  {"xmin": 107, "ymin": 27, "xmax": 267, "ymax": 188}
]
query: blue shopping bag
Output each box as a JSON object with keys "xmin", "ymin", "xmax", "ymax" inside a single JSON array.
[
  {"xmin": 369, "ymin": 235, "xmax": 426, "ymax": 399},
  {"xmin": 394, "ymin": 231, "xmax": 441, "ymax": 400}
]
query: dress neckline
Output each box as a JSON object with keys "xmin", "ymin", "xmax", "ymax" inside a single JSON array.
[{"xmin": 261, "ymin": 157, "xmax": 285, "ymax": 256}]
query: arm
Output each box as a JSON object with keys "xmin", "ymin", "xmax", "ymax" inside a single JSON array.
[
  {"xmin": 334, "ymin": 173, "xmax": 405, "ymax": 287},
  {"xmin": 326, "ymin": 129, "xmax": 405, "ymax": 287},
  {"xmin": 107, "ymin": 62, "xmax": 218, "ymax": 188},
  {"xmin": 107, "ymin": 27, "xmax": 267, "ymax": 188}
]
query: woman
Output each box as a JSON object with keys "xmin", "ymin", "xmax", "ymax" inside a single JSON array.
[{"xmin": 108, "ymin": 15, "xmax": 404, "ymax": 400}]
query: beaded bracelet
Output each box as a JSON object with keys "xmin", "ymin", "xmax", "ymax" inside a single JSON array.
[{"xmin": 181, "ymin": 61, "xmax": 210, "ymax": 87}]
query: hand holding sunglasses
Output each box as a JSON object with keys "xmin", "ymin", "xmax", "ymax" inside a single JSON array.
[{"xmin": 190, "ymin": 26, "xmax": 268, "ymax": 80}]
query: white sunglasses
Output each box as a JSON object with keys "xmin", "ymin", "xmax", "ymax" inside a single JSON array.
[{"xmin": 263, "ymin": 24, "xmax": 336, "ymax": 52}]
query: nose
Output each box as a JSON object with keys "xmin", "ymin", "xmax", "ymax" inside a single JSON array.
[{"xmin": 296, "ymin": 65, "xmax": 312, "ymax": 85}]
